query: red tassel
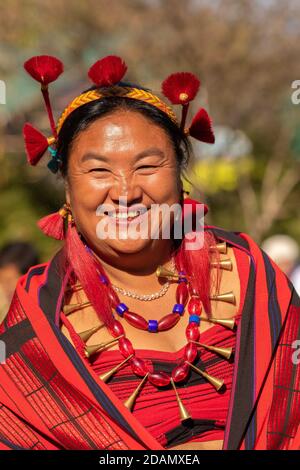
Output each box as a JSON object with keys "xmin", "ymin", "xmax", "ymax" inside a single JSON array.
[
  {"xmin": 188, "ymin": 108, "xmax": 215, "ymax": 144},
  {"xmin": 24, "ymin": 55, "xmax": 63, "ymax": 86},
  {"xmin": 23, "ymin": 123, "xmax": 54, "ymax": 165},
  {"xmin": 65, "ymin": 222, "xmax": 114, "ymax": 327},
  {"xmin": 182, "ymin": 197, "xmax": 208, "ymax": 226},
  {"xmin": 88, "ymin": 55, "xmax": 127, "ymax": 87},
  {"xmin": 162, "ymin": 72, "xmax": 200, "ymax": 105},
  {"xmin": 24, "ymin": 56, "xmax": 63, "ymax": 137},
  {"xmin": 37, "ymin": 210, "xmax": 66, "ymax": 240},
  {"xmin": 177, "ymin": 230, "xmax": 217, "ymax": 314}
]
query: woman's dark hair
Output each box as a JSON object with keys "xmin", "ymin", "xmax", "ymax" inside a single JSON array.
[{"xmin": 56, "ymin": 82, "xmax": 192, "ymax": 177}]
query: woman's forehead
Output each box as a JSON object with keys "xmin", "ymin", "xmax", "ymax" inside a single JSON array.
[{"xmin": 72, "ymin": 111, "xmax": 173, "ymax": 153}]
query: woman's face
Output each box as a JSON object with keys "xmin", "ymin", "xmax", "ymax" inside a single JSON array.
[{"xmin": 65, "ymin": 110, "xmax": 182, "ymax": 261}]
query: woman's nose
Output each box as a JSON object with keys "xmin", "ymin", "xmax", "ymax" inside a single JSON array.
[{"xmin": 109, "ymin": 174, "xmax": 143, "ymax": 205}]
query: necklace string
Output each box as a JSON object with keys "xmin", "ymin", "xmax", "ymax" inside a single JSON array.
[{"xmin": 110, "ymin": 258, "xmax": 176, "ymax": 301}]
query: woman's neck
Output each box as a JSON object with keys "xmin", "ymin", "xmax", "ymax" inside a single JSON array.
[{"xmin": 92, "ymin": 239, "xmax": 176, "ymax": 292}]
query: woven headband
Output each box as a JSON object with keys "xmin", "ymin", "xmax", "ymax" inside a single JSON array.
[
  {"xmin": 23, "ymin": 54, "xmax": 215, "ymax": 173},
  {"xmin": 56, "ymin": 86, "xmax": 178, "ymax": 134}
]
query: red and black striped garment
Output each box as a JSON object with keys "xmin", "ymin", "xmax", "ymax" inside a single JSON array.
[
  {"xmin": 0, "ymin": 227, "xmax": 299, "ymax": 450},
  {"xmin": 91, "ymin": 311, "xmax": 241, "ymax": 448}
]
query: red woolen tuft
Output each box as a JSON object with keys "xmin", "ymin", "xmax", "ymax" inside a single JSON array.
[
  {"xmin": 24, "ymin": 55, "xmax": 63, "ymax": 85},
  {"xmin": 23, "ymin": 123, "xmax": 50, "ymax": 165},
  {"xmin": 37, "ymin": 212, "xmax": 65, "ymax": 240},
  {"xmin": 175, "ymin": 198, "xmax": 214, "ymax": 313},
  {"xmin": 182, "ymin": 198, "xmax": 208, "ymax": 218},
  {"xmin": 182, "ymin": 197, "xmax": 208, "ymax": 233},
  {"xmin": 175, "ymin": 229, "xmax": 218, "ymax": 315},
  {"xmin": 60, "ymin": 312, "xmax": 87, "ymax": 361},
  {"xmin": 162, "ymin": 72, "xmax": 200, "ymax": 105},
  {"xmin": 65, "ymin": 222, "xmax": 114, "ymax": 327},
  {"xmin": 188, "ymin": 108, "xmax": 215, "ymax": 144},
  {"xmin": 88, "ymin": 55, "xmax": 127, "ymax": 87}
]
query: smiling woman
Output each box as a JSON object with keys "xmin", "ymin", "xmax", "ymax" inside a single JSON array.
[
  {"xmin": 63, "ymin": 110, "xmax": 182, "ymax": 263},
  {"xmin": 0, "ymin": 55, "xmax": 299, "ymax": 451}
]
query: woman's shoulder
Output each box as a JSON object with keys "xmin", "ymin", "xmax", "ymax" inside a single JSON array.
[
  {"xmin": 0, "ymin": 261, "xmax": 50, "ymax": 329},
  {"xmin": 17, "ymin": 245, "xmax": 66, "ymax": 293},
  {"xmin": 17, "ymin": 261, "xmax": 51, "ymax": 292},
  {"xmin": 204, "ymin": 224, "xmax": 254, "ymax": 251}
]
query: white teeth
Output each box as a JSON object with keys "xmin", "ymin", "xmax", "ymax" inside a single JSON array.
[
  {"xmin": 108, "ymin": 211, "xmax": 141, "ymax": 219},
  {"xmin": 105, "ymin": 208, "xmax": 148, "ymax": 219}
]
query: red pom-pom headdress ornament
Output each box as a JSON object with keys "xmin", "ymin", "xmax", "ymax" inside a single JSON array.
[{"xmin": 23, "ymin": 54, "xmax": 215, "ymax": 173}]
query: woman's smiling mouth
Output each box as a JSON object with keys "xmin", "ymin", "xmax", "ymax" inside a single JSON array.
[{"xmin": 104, "ymin": 207, "xmax": 149, "ymax": 224}]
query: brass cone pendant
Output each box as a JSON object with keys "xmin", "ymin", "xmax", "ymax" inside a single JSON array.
[
  {"xmin": 170, "ymin": 378, "xmax": 191, "ymax": 422},
  {"xmin": 78, "ymin": 324, "xmax": 104, "ymax": 342},
  {"xmin": 99, "ymin": 354, "xmax": 134, "ymax": 383},
  {"xmin": 124, "ymin": 373, "xmax": 149, "ymax": 411},
  {"xmin": 186, "ymin": 362, "xmax": 224, "ymax": 391},
  {"xmin": 191, "ymin": 341, "xmax": 233, "ymax": 360},
  {"xmin": 156, "ymin": 266, "xmax": 180, "ymax": 280},
  {"xmin": 66, "ymin": 282, "xmax": 83, "ymax": 293},
  {"xmin": 209, "ymin": 242, "xmax": 227, "ymax": 254},
  {"xmin": 211, "ymin": 259, "xmax": 233, "ymax": 271},
  {"xmin": 63, "ymin": 300, "xmax": 91, "ymax": 315},
  {"xmin": 210, "ymin": 291, "xmax": 236, "ymax": 305},
  {"xmin": 85, "ymin": 335, "xmax": 123, "ymax": 358},
  {"xmin": 201, "ymin": 316, "xmax": 236, "ymax": 330}
]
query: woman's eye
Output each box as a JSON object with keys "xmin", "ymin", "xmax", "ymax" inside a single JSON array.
[
  {"xmin": 89, "ymin": 168, "xmax": 109, "ymax": 173},
  {"xmin": 137, "ymin": 165, "xmax": 157, "ymax": 170}
]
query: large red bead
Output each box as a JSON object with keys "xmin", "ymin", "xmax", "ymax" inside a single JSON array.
[
  {"xmin": 130, "ymin": 357, "xmax": 149, "ymax": 376},
  {"xmin": 109, "ymin": 319, "xmax": 124, "ymax": 338},
  {"xmin": 108, "ymin": 289, "xmax": 119, "ymax": 308},
  {"xmin": 119, "ymin": 337, "xmax": 134, "ymax": 357},
  {"xmin": 172, "ymin": 362, "xmax": 190, "ymax": 382},
  {"xmin": 189, "ymin": 285, "xmax": 198, "ymax": 296},
  {"xmin": 124, "ymin": 311, "xmax": 148, "ymax": 330},
  {"xmin": 184, "ymin": 342, "xmax": 198, "ymax": 362},
  {"xmin": 188, "ymin": 297, "xmax": 202, "ymax": 315},
  {"xmin": 176, "ymin": 283, "xmax": 189, "ymax": 305},
  {"xmin": 158, "ymin": 313, "xmax": 180, "ymax": 331},
  {"xmin": 148, "ymin": 371, "xmax": 171, "ymax": 387},
  {"xmin": 185, "ymin": 323, "xmax": 200, "ymax": 341}
]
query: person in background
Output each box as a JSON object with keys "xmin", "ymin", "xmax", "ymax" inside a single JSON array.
[
  {"xmin": 0, "ymin": 241, "xmax": 40, "ymax": 323},
  {"xmin": 262, "ymin": 234, "xmax": 300, "ymax": 296}
]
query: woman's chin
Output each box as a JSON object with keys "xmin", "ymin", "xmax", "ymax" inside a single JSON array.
[{"xmin": 107, "ymin": 237, "xmax": 152, "ymax": 254}]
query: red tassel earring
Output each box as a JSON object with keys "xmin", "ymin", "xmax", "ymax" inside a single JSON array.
[
  {"xmin": 64, "ymin": 216, "xmax": 114, "ymax": 328},
  {"xmin": 37, "ymin": 203, "xmax": 71, "ymax": 240},
  {"xmin": 181, "ymin": 191, "xmax": 208, "ymax": 230}
]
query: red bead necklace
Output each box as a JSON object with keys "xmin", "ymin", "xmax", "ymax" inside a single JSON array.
[
  {"xmin": 63, "ymin": 271, "xmax": 207, "ymax": 388},
  {"xmin": 99, "ymin": 282, "xmax": 203, "ymax": 387},
  {"xmin": 61, "ymin": 247, "xmax": 235, "ymax": 417},
  {"xmin": 99, "ymin": 271, "xmax": 190, "ymax": 333}
]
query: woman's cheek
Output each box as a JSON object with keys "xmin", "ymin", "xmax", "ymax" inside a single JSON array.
[
  {"xmin": 145, "ymin": 171, "xmax": 178, "ymax": 202},
  {"xmin": 71, "ymin": 176, "xmax": 111, "ymax": 211}
]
